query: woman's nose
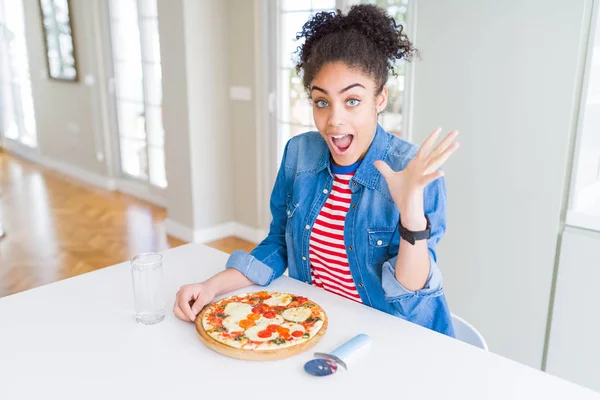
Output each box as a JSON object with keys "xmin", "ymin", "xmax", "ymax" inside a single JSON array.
[{"xmin": 327, "ymin": 104, "xmax": 345, "ymax": 127}]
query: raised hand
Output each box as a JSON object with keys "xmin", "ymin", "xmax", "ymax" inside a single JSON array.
[{"xmin": 374, "ymin": 127, "xmax": 459, "ymax": 227}]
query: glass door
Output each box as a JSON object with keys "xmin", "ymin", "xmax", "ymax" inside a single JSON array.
[
  {"xmin": 108, "ymin": 0, "xmax": 166, "ymax": 189},
  {"xmin": 0, "ymin": 0, "xmax": 37, "ymax": 148}
]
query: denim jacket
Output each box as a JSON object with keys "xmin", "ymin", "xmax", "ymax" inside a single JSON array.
[{"xmin": 226, "ymin": 125, "xmax": 455, "ymax": 337}]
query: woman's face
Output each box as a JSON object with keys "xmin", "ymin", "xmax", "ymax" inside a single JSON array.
[{"xmin": 310, "ymin": 62, "xmax": 388, "ymax": 166}]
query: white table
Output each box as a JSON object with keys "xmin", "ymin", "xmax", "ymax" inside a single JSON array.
[{"xmin": 0, "ymin": 243, "xmax": 598, "ymax": 399}]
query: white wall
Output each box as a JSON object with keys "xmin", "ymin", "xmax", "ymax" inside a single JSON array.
[
  {"xmin": 158, "ymin": 0, "xmax": 195, "ymax": 231},
  {"xmin": 160, "ymin": 0, "xmax": 269, "ymax": 243},
  {"xmin": 158, "ymin": 0, "xmax": 235, "ymax": 240},
  {"xmin": 229, "ymin": 0, "xmax": 259, "ymax": 231},
  {"xmin": 411, "ymin": 0, "xmax": 593, "ymax": 368},
  {"xmin": 182, "ymin": 0, "xmax": 233, "ymax": 231}
]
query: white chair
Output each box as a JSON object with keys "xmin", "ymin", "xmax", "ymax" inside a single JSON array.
[{"xmin": 452, "ymin": 314, "xmax": 488, "ymax": 351}]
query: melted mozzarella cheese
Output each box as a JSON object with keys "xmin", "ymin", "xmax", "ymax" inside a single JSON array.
[
  {"xmin": 282, "ymin": 307, "xmax": 312, "ymax": 322},
  {"xmin": 254, "ymin": 314, "xmax": 284, "ymax": 326},
  {"xmin": 263, "ymin": 293, "xmax": 292, "ymax": 307},
  {"xmin": 222, "ymin": 302, "xmax": 253, "ymax": 332},
  {"xmin": 222, "ymin": 317, "xmax": 244, "ymax": 333},
  {"xmin": 224, "ymin": 302, "xmax": 254, "ymax": 319}
]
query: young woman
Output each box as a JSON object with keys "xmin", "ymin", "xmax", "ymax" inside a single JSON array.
[{"xmin": 174, "ymin": 4, "xmax": 459, "ymax": 336}]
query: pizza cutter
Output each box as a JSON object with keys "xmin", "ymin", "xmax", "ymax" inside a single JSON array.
[{"xmin": 304, "ymin": 333, "xmax": 371, "ymax": 376}]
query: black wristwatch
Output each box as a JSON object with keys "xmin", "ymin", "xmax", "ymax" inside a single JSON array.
[{"xmin": 399, "ymin": 215, "xmax": 431, "ymax": 245}]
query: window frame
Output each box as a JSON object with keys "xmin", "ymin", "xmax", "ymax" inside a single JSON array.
[{"xmin": 565, "ymin": 0, "xmax": 600, "ymax": 232}]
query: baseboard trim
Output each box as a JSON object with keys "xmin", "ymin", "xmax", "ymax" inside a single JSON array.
[
  {"xmin": 194, "ymin": 222, "xmax": 236, "ymax": 243},
  {"xmin": 116, "ymin": 179, "xmax": 166, "ymax": 207},
  {"xmin": 165, "ymin": 218, "xmax": 196, "ymax": 242},
  {"xmin": 234, "ymin": 223, "xmax": 267, "ymax": 244},
  {"xmin": 38, "ymin": 155, "xmax": 117, "ymax": 191},
  {"xmin": 165, "ymin": 219, "xmax": 266, "ymax": 245},
  {"xmin": 3, "ymin": 140, "xmax": 116, "ymax": 191},
  {"xmin": 3, "ymin": 141, "xmax": 171, "ymax": 207}
]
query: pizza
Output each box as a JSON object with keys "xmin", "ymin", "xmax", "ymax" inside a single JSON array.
[{"xmin": 196, "ymin": 291, "xmax": 327, "ymax": 359}]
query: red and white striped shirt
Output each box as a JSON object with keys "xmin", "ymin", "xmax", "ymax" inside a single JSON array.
[{"xmin": 309, "ymin": 163, "xmax": 363, "ymax": 303}]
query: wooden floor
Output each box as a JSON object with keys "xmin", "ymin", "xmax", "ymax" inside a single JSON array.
[{"xmin": 0, "ymin": 149, "xmax": 256, "ymax": 298}]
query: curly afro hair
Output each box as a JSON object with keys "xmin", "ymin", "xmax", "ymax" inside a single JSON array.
[{"xmin": 294, "ymin": 4, "xmax": 417, "ymax": 96}]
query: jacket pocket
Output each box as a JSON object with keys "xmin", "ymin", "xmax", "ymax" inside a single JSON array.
[{"xmin": 367, "ymin": 227, "xmax": 395, "ymax": 267}]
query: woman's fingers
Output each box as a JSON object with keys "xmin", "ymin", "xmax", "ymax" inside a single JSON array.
[
  {"xmin": 416, "ymin": 127, "xmax": 442, "ymax": 159},
  {"xmin": 424, "ymin": 141, "xmax": 460, "ymax": 175},
  {"xmin": 374, "ymin": 127, "xmax": 459, "ymax": 192},
  {"xmin": 176, "ymin": 286, "xmax": 199, "ymax": 321},
  {"xmin": 191, "ymin": 292, "xmax": 212, "ymax": 320},
  {"xmin": 427, "ymin": 130, "xmax": 459, "ymax": 161},
  {"xmin": 173, "ymin": 300, "xmax": 189, "ymax": 321},
  {"xmin": 181, "ymin": 296, "xmax": 197, "ymax": 322}
]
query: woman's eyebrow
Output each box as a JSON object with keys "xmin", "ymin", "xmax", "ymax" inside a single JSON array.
[
  {"xmin": 339, "ymin": 83, "xmax": 365, "ymax": 93},
  {"xmin": 311, "ymin": 85, "xmax": 328, "ymax": 95},
  {"xmin": 311, "ymin": 83, "xmax": 366, "ymax": 95}
]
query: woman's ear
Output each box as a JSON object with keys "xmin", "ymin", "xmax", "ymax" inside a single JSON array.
[{"xmin": 376, "ymin": 85, "xmax": 388, "ymax": 114}]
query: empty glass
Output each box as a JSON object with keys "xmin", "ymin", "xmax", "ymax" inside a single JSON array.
[{"xmin": 131, "ymin": 252, "xmax": 165, "ymax": 325}]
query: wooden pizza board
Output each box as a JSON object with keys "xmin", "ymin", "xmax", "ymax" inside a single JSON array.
[{"xmin": 195, "ymin": 305, "xmax": 328, "ymax": 361}]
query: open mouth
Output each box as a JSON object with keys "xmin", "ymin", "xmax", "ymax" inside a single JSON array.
[{"xmin": 329, "ymin": 134, "xmax": 354, "ymax": 156}]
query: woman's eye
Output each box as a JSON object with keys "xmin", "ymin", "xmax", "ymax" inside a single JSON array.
[
  {"xmin": 347, "ymin": 99, "xmax": 360, "ymax": 107},
  {"xmin": 315, "ymin": 100, "xmax": 328, "ymax": 108}
]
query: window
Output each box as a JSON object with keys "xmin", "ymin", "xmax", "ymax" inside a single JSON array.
[
  {"xmin": 39, "ymin": 0, "xmax": 77, "ymax": 81},
  {"xmin": 275, "ymin": 0, "xmax": 414, "ymax": 163},
  {"xmin": 0, "ymin": 0, "xmax": 37, "ymax": 147},
  {"xmin": 567, "ymin": 2, "xmax": 600, "ymax": 229},
  {"xmin": 108, "ymin": 0, "xmax": 166, "ymax": 188}
]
